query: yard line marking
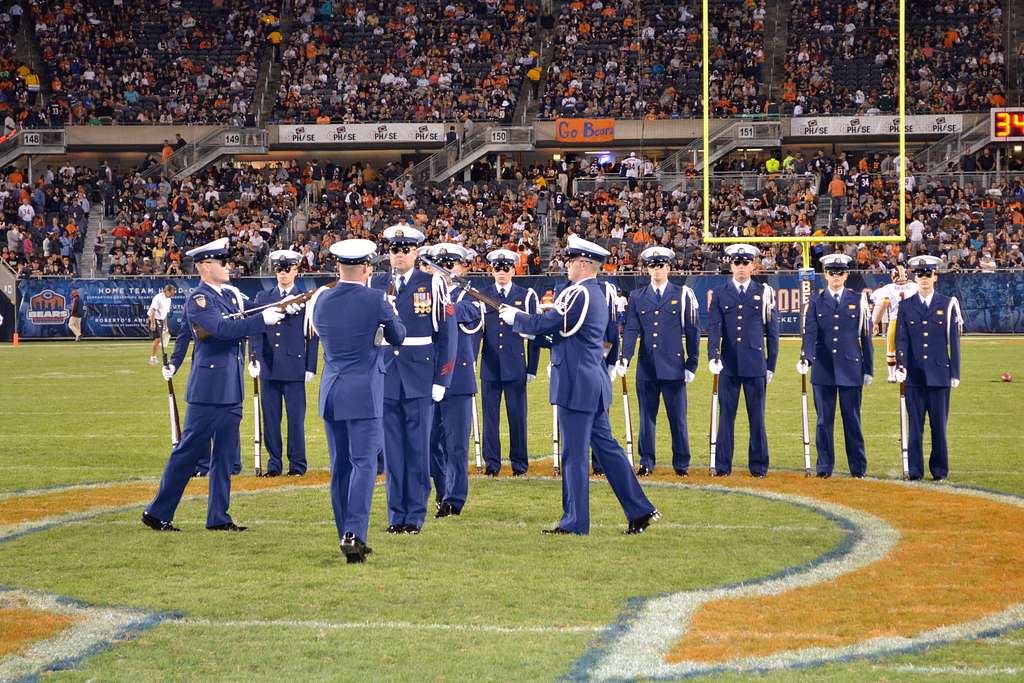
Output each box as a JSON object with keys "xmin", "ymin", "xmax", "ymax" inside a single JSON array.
[
  {"xmin": 876, "ymin": 664, "xmax": 1023, "ymax": 676},
  {"xmin": 175, "ymin": 617, "xmax": 603, "ymax": 635}
]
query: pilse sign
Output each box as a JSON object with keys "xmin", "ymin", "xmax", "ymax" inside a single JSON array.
[
  {"xmin": 790, "ymin": 115, "xmax": 963, "ymax": 137},
  {"xmin": 279, "ymin": 123, "xmax": 446, "ymax": 145}
]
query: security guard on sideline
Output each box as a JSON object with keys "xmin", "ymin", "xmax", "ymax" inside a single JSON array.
[
  {"xmin": 895, "ymin": 255, "xmax": 962, "ymax": 481},
  {"xmin": 797, "ymin": 253, "xmax": 873, "ymax": 478},
  {"xmin": 250, "ymin": 249, "xmax": 319, "ymax": 476},
  {"xmin": 478, "ymin": 249, "xmax": 540, "ymax": 476},
  {"xmin": 427, "ymin": 243, "xmax": 484, "ymax": 518},
  {"xmin": 707, "ymin": 244, "xmax": 780, "ymax": 477},
  {"xmin": 309, "ymin": 239, "xmax": 406, "ymax": 563},
  {"xmin": 500, "ymin": 235, "xmax": 659, "ymax": 535},
  {"xmin": 370, "ymin": 225, "xmax": 456, "ymax": 534},
  {"xmin": 143, "ymin": 238, "xmax": 286, "ymax": 532},
  {"xmin": 614, "ymin": 246, "xmax": 700, "ymax": 477}
]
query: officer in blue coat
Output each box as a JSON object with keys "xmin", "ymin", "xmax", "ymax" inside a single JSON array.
[
  {"xmin": 426, "ymin": 243, "xmax": 484, "ymax": 518},
  {"xmin": 478, "ymin": 249, "xmax": 540, "ymax": 476},
  {"xmin": 309, "ymin": 239, "xmax": 406, "ymax": 563},
  {"xmin": 500, "ymin": 235, "xmax": 659, "ymax": 535},
  {"xmin": 614, "ymin": 246, "xmax": 700, "ymax": 477},
  {"xmin": 370, "ymin": 224, "xmax": 456, "ymax": 534},
  {"xmin": 797, "ymin": 253, "xmax": 873, "ymax": 478},
  {"xmin": 143, "ymin": 238, "xmax": 287, "ymax": 532},
  {"xmin": 167, "ymin": 303, "xmax": 217, "ymax": 477},
  {"xmin": 250, "ymin": 249, "xmax": 319, "ymax": 476},
  {"xmin": 707, "ymin": 244, "xmax": 780, "ymax": 477},
  {"xmin": 895, "ymin": 255, "xmax": 962, "ymax": 481}
]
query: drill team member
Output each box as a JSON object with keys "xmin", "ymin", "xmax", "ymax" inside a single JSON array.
[
  {"xmin": 500, "ymin": 235, "xmax": 659, "ymax": 535},
  {"xmin": 371, "ymin": 225, "xmax": 456, "ymax": 534},
  {"xmin": 427, "ymin": 243, "xmax": 484, "ymax": 518},
  {"xmin": 478, "ymin": 249, "xmax": 540, "ymax": 476},
  {"xmin": 797, "ymin": 253, "xmax": 873, "ymax": 478},
  {"xmin": 895, "ymin": 255, "xmax": 962, "ymax": 481},
  {"xmin": 614, "ymin": 246, "xmax": 700, "ymax": 477},
  {"xmin": 250, "ymin": 249, "xmax": 319, "ymax": 476},
  {"xmin": 309, "ymin": 239, "xmax": 406, "ymax": 563},
  {"xmin": 706, "ymin": 244, "xmax": 780, "ymax": 477},
  {"xmin": 143, "ymin": 238, "xmax": 287, "ymax": 532},
  {"xmin": 871, "ymin": 265, "xmax": 918, "ymax": 382}
]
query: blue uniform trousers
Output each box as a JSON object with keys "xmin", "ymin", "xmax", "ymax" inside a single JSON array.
[
  {"xmin": 324, "ymin": 407, "xmax": 382, "ymax": 544},
  {"xmin": 481, "ymin": 379, "xmax": 528, "ymax": 474},
  {"xmin": 812, "ymin": 384, "xmax": 866, "ymax": 476},
  {"xmin": 147, "ymin": 403, "xmax": 242, "ymax": 527},
  {"xmin": 715, "ymin": 375, "xmax": 769, "ymax": 476},
  {"xmin": 558, "ymin": 405, "xmax": 655, "ymax": 535},
  {"xmin": 905, "ymin": 385, "xmax": 950, "ymax": 479},
  {"xmin": 637, "ymin": 379, "xmax": 691, "ymax": 472},
  {"xmin": 261, "ymin": 379, "xmax": 307, "ymax": 474},
  {"xmin": 429, "ymin": 394, "xmax": 472, "ymax": 511},
  {"xmin": 383, "ymin": 391, "xmax": 433, "ymax": 528}
]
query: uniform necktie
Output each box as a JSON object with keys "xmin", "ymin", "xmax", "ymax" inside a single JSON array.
[
  {"xmin": 397, "ymin": 275, "xmax": 406, "ymax": 294},
  {"xmin": 739, "ymin": 285, "xmax": 746, "ymax": 297},
  {"xmin": 500, "ymin": 288, "xmax": 508, "ymax": 300},
  {"xmin": 655, "ymin": 287, "xmax": 663, "ymax": 302},
  {"xmin": 834, "ymin": 293, "xmax": 840, "ymax": 306}
]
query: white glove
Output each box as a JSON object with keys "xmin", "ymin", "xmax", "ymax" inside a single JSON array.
[
  {"xmin": 684, "ymin": 369, "xmax": 695, "ymax": 384},
  {"xmin": 616, "ymin": 358, "xmax": 630, "ymax": 378},
  {"xmin": 950, "ymin": 378, "xmax": 960, "ymax": 389},
  {"xmin": 498, "ymin": 304, "xmax": 521, "ymax": 326},
  {"xmin": 247, "ymin": 360, "xmax": 261, "ymax": 378},
  {"xmin": 796, "ymin": 359, "xmax": 810, "ymax": 375},
  {"xmin": 608, "ymin": 365, "xmax": 617, "ymax": 383},
  {"xmin": 386, "ymin": 294, "xmax": 396, "ymax": 308},
  {"xmin": 894, "ymin": 367, "xmax": 907, "ymax": 383},
  {"xmin": 161, "ymin": 364, "xmax": 176, "ymax": 380},
  {"xmin": 526, "ymin": 373, "xmax": 536, "ymax": 384},
  {"xmin": 708, "ymin": 359, "xmax": 723, "ymax": 375},
  {"xmin": 766, "ymin": 370, "xmax": 774, "ymax": 385},
  {"xmin": 431, "ymin": 384, "xmax": 446, "ymax": 402},
  {"xmin": 262, "ymin": 307, "xmax": 285, "ymax": 325},
  {"xmin": 546, "ymin": 362, "xmax": 552, "ymax": 379},
  {"xmin": 863, "ymin": 374, "xmax": 873, "ymax": 386},
  {"xmin": 305, "ymin": 371, "xmax": 315, "ymax": 383},
  {"xmin": 284, "ymin": 302, "xmax": 304, "ymax": 315}
]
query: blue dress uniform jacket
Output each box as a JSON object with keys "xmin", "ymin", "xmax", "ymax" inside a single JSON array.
[
  {"xmin": 707, "ymin": 281, "xmax": 780, "ymax": 475},
  {"xmin": 478, "ymin": 282, "xmax": 540, "ymax": 474},
  {"xmin": 313, "ymin": 282, "xmax": 406, "ymax": 544},
  {"xmin": 801, "ymin": 289, "xmax": 874, "ymax": 476},
  {"xmin": 371, "ymin": 269, "xmax": 457, "ymax": 529},
  {"xmin": 430, "ymin": 290, "xmax": 484, "ymax": 512},
  {"xmin": 895, "ymin": 292, "xmax": 962, "ymax": 479},
  {"xmin": 168, "ymin": 304, "xmax": 218, "ymax": 475},
  {"xmin": 146, "ymin": 281, "xmax": 269, "ymax": 527},
  {"xmin": 513, "ymin": 278, "xmax": 655, "ymax": 534},
  {"xmin": 251, "ymin": 286, "xmax": 320, "ymax": 474},
  {"xmin": 621, "ymin": 282, "xmax": 700, "ymax": 472}
]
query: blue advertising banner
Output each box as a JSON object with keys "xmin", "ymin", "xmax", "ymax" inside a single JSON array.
[{"xmin": 15, "ymin": 272, "xmax": 1024, "ymax": 339}]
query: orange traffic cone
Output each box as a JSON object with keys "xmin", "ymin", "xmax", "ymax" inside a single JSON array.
[{"xmin": 12, "ymin": 333, "xmax": 19, "ymax": 347}]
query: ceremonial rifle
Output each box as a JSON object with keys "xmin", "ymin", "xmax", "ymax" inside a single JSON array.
[
  {"xmin": 158, "ymin": 320, "xmax": 182, "ymax": 446},
  {"xmin": 899, "ymin": 379, "xmax": 910, "ymax": 480},
  {"xmin": 251, "ymin": 348, "xmax": 263, "ymax": 476},
  {"xmin": 420, "ymin": 255, "xmax": 502, "ymax": 311}
]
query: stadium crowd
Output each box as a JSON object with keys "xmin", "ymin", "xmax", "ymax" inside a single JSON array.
[
  {"xmin": 271, "ymin": 0, "xmax": 539, "ymax": 124},
  {"xmin": 1, "ymin": 4, "xmax": 42, "ymax": 135}
]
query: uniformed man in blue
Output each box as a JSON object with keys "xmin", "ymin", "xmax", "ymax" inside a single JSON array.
[
  {"xmin": 167, "ymin": 304, "xmax": 217, "ymax": 478},
  {"xmin": 707, "ymin": 244, "xmax": 780, "ymax": 477},
  {"xmin": 370, "ymin": 224, "xmax": 456, "ymax": 534},
  {"xmin": 895, "ymin": 255, "xmax": 962, "ymax": 481},
  {"xmin": 478, "ymin": 249, "xmax": 540, "ymax": 476},
  {"xmin": 250, "ymin": 249, "xmax": 319, "ymax": 477},
  {"xmin": 143, "ymin": 238, "xmax": 286, "ymax": 532},
  {"xmin": 308, "ymin": 239, "xmax": 406, "ymax": 563},
  {"xmin": 499, "ymin": 235, "xmax": 659, "ymax": 535},
  {"xmin": 796, "ymin": 253, "xmax": 873, "ymax": 478},
  {"xmin": 426, "ymin": 243, "xmax": 484, "ymax": 518},
  {"xmin": 613, "ymin": 246, "xmax": 700, "ymax": 477}
]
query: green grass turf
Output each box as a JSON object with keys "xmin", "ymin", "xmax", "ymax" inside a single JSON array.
[{"xmin": 1, "ymin": 337, "xmax": 1024, "ymax": 681}]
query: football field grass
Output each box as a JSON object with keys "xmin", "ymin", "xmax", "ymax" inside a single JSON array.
[{"xmin": 1, "ymin": 338, "xmax": 1023, "ymax": 681}]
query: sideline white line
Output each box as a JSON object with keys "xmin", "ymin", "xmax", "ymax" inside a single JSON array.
[
  {"xmin": 175, "ymin": 616, "xmax": 603, "ymax": 635},
  {"xmin": 877, "ymin": 664, "xmax": 1023, "ymax": 676}
]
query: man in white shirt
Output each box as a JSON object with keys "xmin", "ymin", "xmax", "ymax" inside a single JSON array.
[{"xmin": 148, "ymin": 284, "xmax": 177, "ymax": 365}]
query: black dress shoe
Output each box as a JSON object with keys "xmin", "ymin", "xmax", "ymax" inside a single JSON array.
[
  {"xmin": 674, "ymin": 469, "xmax": 689, "ymax": 477},
  {"xmin": 636, "ymin": 465, "xmax": 653, "ymax": 477},
  {"xmin": 141, "ymin": 512, "xmax": 180, "ymax": 532},
  {"xmin": 542, "ymin": 526, "xmax": 572, "ymax": 535},
  {"xmin": 627, "ymin": 510, "xmax": 661, "ymax": 535},
  {"xmin": 207, "ymin": 522, "xmax": 248, "ymax": 531},
  {"xmin": 592, "ymin": 468, "xmax": 605, "ymax": 476},
  {"xmin": 908, "ymin": 475, "xmax": 923, "ymax": 481},
  {"xmin": 341, "ymin": 533, "xmax": 373, "ymax": 564},
  {"xmin": 932, "ymin": 476, "xmax": 946, "ymax": 482},
  {"xmin": 751, "ymin": 473, "xmax": 767, "ymax": 479},
  {"xmin": 402, "ymin": 525, "xmax": 421, "ymax": 535},
  {"xmin": 286, "ymin": 471, "xmax": 304, "ymax": 477},
  {"xmin": 385, "ymin": 524, "xmax": 404, "ymax": 534},
  {"xmin": 851, "ymin": 473, "xmax": 865, "ymax": 479},
  {"xmin": 435, "ymin": 502, "xmax": 461, "ymax": 518},
  {"xmin": 484, "ymin": 468, "xmax": 499, "ymax": 477},
  {"xmin": 816, "ymin": 472, "xmax": 832, "ymax": 479},
  {"xmin": 262, "ymin": 471, "xmax": 281, "ymax": 478},
  {"xmin": 512, "ymin": 470, "xmax": 527, "ymax": 477},
  {"xmin": 192, "ymin": 471, "xmax": 208, "ymax": 478},
  {"xmin": 711, "ymin": 471, "xmax": 731, "ymax": 477}
]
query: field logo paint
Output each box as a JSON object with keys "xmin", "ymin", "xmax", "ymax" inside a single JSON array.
[{"xmin": 27, "ymin": 290, "xmax": 69, "ymax": 325}]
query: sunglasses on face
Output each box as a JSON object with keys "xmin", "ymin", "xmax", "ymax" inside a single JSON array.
[
  {"xmin": 825, "ymin": 270, "xmax": 846, "ymax": 276},
  {"xmin": 647, "ymin": 262, "xmax": 669, "ymax": 268},
  {"xmin": 389, "ymin": 245, "xmax": 414, "ymax": 255},
  {"xmin": 915, "ymin": 270, "xmax": 936, "ymax": 278},
  {"xmin": 492, "ymin": 264, "xmax": 513, "ymax": 272},
  {"xmin": 274, "ymin": 264, "xmax": 297, "ymax": 272},
  {"xmin": 732, "ymin": 258, "xmax": 752, "ymax": 266}
]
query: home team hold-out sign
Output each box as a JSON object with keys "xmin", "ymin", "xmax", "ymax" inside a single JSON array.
[{"xmin": 555, "ymin": 118, "xmax": 615, "ymax": 143}]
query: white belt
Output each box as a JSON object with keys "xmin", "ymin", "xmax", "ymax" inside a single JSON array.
[{"xmin": 382, "ymin": 336, "xmax": 433, "ymax": 347}]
